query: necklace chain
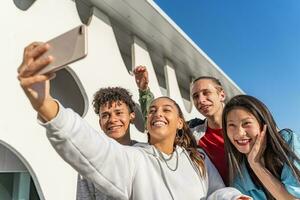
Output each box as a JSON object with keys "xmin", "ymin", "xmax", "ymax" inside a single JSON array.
[{"xmin": 158, "ymin": 149, "xmax": 179, "ymax": 171}]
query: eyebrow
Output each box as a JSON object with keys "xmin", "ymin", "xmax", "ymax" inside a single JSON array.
[
  {"xmin": 227, "ymin": 117, "xmax": 253, "ymax": 123},
  {"xmin": 114, "ymin": 108, "xmax": 124, "ymax": 112},
  {"xmin": 100, "ymin": 108, "xmax": 125, "ymax": 114},
  {"xmin": 226, "ymin": 119, "xmax": 235, "ymax": 123},
  {"xmin": 149, "ymin": 104, "xmax": 174, "ymax": 109},
  {"xmin": 99, "ymin": 111, "xmax": 109, "ymax": 116},
  {"xmin": 241, "ymin": 117, "xmax": 254, "ymax": 121},
  {"xmin": 192, "ymin": 88, "xmax": 211, "ymax": 95}
]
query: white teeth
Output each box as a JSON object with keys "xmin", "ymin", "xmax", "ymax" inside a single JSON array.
[
  {"xmin": 236, "ymin": 139, "xmax": 250, "ymax": 144},
  {"xmin": 108, "ymin": 126, "xmax": 121, "ymax": 130},
  {"xmin": 152, "ymin": 121, "xmax": 166, "ymax": 127}
]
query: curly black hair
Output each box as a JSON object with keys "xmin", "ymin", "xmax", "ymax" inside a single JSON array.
[{"xmin": 92, "ymin": 87, "xmax": 135, "ymax": 115}]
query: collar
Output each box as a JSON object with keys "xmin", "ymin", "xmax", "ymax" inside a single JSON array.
[{"xmin": 191, "ymin": 119, "xmax": 207, "ymax": 142}]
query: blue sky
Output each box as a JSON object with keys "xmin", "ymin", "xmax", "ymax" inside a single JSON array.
[{"xmin": 155, "ymin": 0, "xmax": 300, "ymax": 133}]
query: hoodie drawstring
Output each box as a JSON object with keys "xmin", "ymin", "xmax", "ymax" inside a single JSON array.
[{"xmin": 152, "ymin": 147, "xmax": 176, "ymax": 200}]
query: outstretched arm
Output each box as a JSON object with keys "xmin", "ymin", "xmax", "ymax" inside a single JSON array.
[
  {"xmin": 43, "ymin": 103, "xmax": 136, "ymax": 199},
  {"xmin": 18, "ymin": 42, "xmax": 137, "ymax": 199},
  {"xmin": 17, "ymin": 42, "xmax": 58, "ymax": 122},
  {"xmin": 133, "ymin": 66, "xmax": 154, "ymax": 124}
]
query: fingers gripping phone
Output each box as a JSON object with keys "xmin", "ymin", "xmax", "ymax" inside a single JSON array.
[{"xmin": 37, "ymin": 25, "xmax": 88, "ymax": 75}]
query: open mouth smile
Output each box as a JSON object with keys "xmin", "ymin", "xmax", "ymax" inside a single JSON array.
[
  {"xmin": 151, "ymin": 120, "xmax": 167, "ymax": 127},
  {"xmin": 108, "ymin": 125, "xmax": 122, "ymax": 131},
  {"xmin": 200, "ymin": 105, "xmax": 210, "ymax": 111},
  {"xmin": 235, "ymin": 139, "xmax": 251, "ymax": 146}
]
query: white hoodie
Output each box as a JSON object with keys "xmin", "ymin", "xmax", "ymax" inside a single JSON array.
[{"xmin": 41, "ymin": 104, "xmax": 246, "ymax": 200}]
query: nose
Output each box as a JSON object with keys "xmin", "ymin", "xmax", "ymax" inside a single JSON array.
[
  {"xmin": 237, "ymin": 126, "xmax": 246, "ymax": 136},
  {"xmin": 195, "ymin": 94, "xmax": 206, "ymax": 104},
  {"xmin": 108, "ymin": 113, "xmax": 118, "ymax": 123},
  {"xmin": 152, "ymin": 108, "xmax": 163, "ymax": 117},
  {"xmin": 193, "ymin": 92, "xmax": 206, "ymax": 104}
]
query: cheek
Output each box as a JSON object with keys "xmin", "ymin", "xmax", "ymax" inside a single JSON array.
[
  {"xmin": 192, "ymin": 98, "xmax": 197, "ymax": 105},
  {"xmin": 146, "ymin": 114, "xmax": 154, "ymax": 127},
  {"xmin": 212, "ymin": 98, "xmax": 222, "ymax": 107},
  {"xmin": 99, "ymin": 121, "xmax": 107, "ymax": 131},
  {"xmin": 227, "ymin": 131, "xmax": 235, "ymax": 143},
  {"xmin": 247, "ymin": 127, "xmax": 260, "ymax": 138},
  {"xmin": 252, "ymin": 132, "xmax": 259, "ymax": 139},
  {"xmin": 99, "ymin": 119, "xmax": 105, "ymax": 128},
  {"xmin": 120, "ymin": 117, "xmax": 130, "ymax": 127}
]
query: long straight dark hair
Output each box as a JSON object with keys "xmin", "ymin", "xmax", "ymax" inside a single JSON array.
[
  {"xmin": 222, "ymin": 95, "xmax": 300, "ymax": 199},
  {"xmin": 148, "ymin": 97, "xmax": 206, "ymax": 177}
]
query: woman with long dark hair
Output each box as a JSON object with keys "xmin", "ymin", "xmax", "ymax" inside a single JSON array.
[{"xmin": 222, "ymin": 94, "xmax": 300, "ymax": 199}]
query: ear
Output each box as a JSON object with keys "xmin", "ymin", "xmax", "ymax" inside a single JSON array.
[
  {"xmin": 219, "ymin": 89, "xmax": 226, "ymax": 102},
  {"xmin": 177, "ymin": 118, "xmax": 184, "ymax": 130},
  {"xmin": 130, "ymin": 112, "xmax": 136, "ymax": 124}
]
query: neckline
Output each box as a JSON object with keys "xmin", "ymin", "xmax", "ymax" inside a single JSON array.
[
  {"xmin": 207, "ymin": 126, "xmax": 223, "ymax": 132},
  {"xmin": 157, "ymin": 148, "xmax": 179, "ymax": 171}
]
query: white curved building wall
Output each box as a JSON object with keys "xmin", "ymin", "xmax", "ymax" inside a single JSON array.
[
  {"xmin": 2, "ymin": 1, "xmax": 86, "ymax": 199},
  {"xmin": 1, "ymin": 0, "xmax": 243, "ymax": 199}
]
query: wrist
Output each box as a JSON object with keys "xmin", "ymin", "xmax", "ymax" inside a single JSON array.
[
  {"xmin": 249, "ymin": 160, "xmax": 264, "ymax": 172},
  {"xmin": 139, "ymin": 87, "xmax": 149, "ymax": 93},
  {"xmin": 37, "ymin": 98, "xmax": 59, "ymax": 122}
]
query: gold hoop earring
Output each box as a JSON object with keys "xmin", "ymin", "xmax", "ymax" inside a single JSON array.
[{"xmin": 176, "ymin": 129, "xmax": 183, "ymax": 138}]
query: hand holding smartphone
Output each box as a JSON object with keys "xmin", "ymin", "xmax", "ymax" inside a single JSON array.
[{"xmin": 37, "ymin": 25, "xmax": 88, "ymax": 75}]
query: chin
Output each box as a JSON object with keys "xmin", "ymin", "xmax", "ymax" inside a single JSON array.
[
  {"xmin": 232, "ymin": 144, "xmax": 248, "ymax": 154},
  {"xmin": 237, "ymin": 148, "xmax": 250, "ymax": 155},
  {"xmin": 108, "ymin": 132, "xmax": 124, "ymax": 139},
  {"xmin": 199, "ymin": 111, "xmax": 212, "ymax": 117},
  {"xmin": 149, "ymin": 132, "xmax": 166, "ymax": 142}
]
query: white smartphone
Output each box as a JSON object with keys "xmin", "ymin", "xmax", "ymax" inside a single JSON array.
[{"xmin": 37, "ymin": 25, "xmax": 88, "ymax": 75}]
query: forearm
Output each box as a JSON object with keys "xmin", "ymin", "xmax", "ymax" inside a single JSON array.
[
  {"xmin": 42, "ymin": 104, "xmax": 133, "ymax": 199},
  {"xmin": 138, "ymin": 88, "xmax": 154, "ymax": 121},
  {"xmin": 20, "ymin": 77, "xmax": 58, "ymax": 122},
  {"xmin": 251, "ymin": 163, "xmax": 296, "ymax": 199},
  {"xmin": 36, "ymin": 98, "xmax": 59, "ymax": 122},
  {"xmin": 207, "ymin": 187, "xmax": 252, "ymax": 200}
]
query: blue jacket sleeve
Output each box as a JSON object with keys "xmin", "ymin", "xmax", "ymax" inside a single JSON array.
[
  {"xmin": 280, "ymin": 129, "xmax": 300, "ymax": 197},
  {"xmin": 232, "ymin": 181, "xmax": 250, "ymax": 197}
]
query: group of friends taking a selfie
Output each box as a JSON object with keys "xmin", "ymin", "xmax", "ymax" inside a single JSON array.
[{"xmin": 17, "ymin": 42, "xmax": 300, "ymax": 199}]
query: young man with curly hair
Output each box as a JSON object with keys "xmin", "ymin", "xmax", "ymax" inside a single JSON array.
[{"xmin": 77, "ymin": 87, "xmax": 136, "ymax": 200}]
